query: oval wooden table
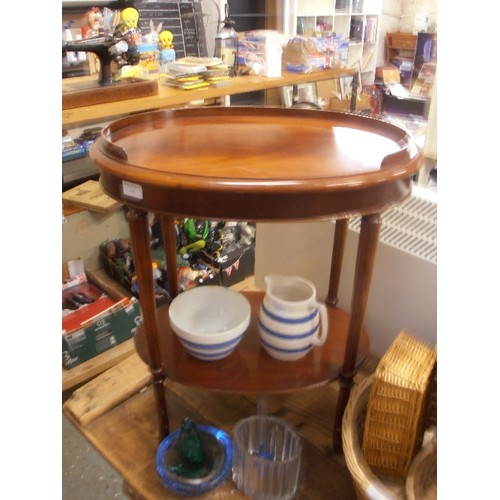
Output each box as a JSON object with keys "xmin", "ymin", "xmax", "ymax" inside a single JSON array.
[{"xmin": 90, "ymin": 106, "xmax": 423, "ymax": 451}]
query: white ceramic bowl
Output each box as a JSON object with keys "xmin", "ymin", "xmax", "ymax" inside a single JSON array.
[{"xmin": 169, "ymin": 286, "xmax": 251, "ymax": 361}]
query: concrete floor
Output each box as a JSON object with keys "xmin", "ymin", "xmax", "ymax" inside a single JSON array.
[{"xmin": 62, "ymin": 412, "xmax": 126, "ymax": 499}]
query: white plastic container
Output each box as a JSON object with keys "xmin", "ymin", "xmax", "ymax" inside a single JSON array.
[
  {"xmin": 264, "ymin": 43, "xmax": 282, "ymax": 77},
  {"xmin": 63, "ymin": 22, "xmax": 77, "ymax": 63},
  {"xmin": 75, "ymin": 33, "xmax": 87, "ymax": 62}
]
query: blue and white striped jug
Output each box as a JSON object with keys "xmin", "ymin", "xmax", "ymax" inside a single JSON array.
[{"xmin": 258, "ymin": 274, "xmax": 328, "ymax": 361}]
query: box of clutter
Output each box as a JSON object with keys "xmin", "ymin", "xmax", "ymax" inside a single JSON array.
[
  {"xmin": 62, "ymin": 259, "xmax": 141, "ymax": 369},
  {"xmin": 200, "ymin": 222, "xmax": 256, "ymax": 287},
  {"xmin": 100, "ymin": 218, "xmax": 222, "ymax": 300}
]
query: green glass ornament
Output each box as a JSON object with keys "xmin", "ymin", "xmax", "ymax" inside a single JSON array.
[{"xmin": 168, "ymin": 417, "xmax": 213, "ymax": 478}]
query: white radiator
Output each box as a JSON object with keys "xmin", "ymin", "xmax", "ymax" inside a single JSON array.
[{"xmin": 254, "ymin": 186, "xmax": 437, "ymax": 357}]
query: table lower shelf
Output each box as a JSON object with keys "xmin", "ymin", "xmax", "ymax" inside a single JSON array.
[{"xmin": 134, "ymin": 290, "xmax": 369, "ymax": 394}]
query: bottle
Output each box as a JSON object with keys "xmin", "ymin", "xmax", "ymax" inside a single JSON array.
[
  {"xmin": 64, "ymin": 21, "xmax": 77, "ymax": 64},
  {"xmin": 75, "ymin": 33, "xmax": 87, "ymax": 62}
]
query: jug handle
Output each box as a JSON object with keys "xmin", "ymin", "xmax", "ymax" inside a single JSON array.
[{"xmin": 311, "ymin": 301, "xmax": 328, "ymax": 346}]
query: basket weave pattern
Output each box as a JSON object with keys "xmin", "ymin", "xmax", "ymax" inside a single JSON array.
[
  {"xmin": 342, "ymin": 376, "xmax": 407, "ymax": 500},
  {"xmin": 342, "ymin": 375, "xmax": 437, "ymax": 500},
  {"xmin": 361, "ymin": 331, "xmax": 437, "ymax": 480}
]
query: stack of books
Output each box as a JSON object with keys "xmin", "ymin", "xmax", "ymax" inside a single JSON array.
[{"xmin": 161, "ymin": 57, "xmax": 231, "ymax": 90}]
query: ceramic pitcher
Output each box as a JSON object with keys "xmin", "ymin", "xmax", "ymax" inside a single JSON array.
[{"xmin": 258, "ymin": 275, "xmax": 328, "ymax": 361}]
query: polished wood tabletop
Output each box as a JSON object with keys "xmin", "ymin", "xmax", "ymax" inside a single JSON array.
[{"xmin": 92, "ymin": 106, "xmax": 422, "ymax": 221}]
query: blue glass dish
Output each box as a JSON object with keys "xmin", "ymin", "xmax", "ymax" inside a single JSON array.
[{"xmin": 156, "ymin": 424, "xmax": 232, "ymax": 496}]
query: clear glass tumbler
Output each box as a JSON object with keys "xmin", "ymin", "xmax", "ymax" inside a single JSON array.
[{"xmin": 232, "ymin": 415, "xmax": 302, "ymax": 499}]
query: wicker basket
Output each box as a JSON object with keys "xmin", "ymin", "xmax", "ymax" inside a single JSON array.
[
  {"xmin": 361, "ymin": 331, "xmax": 437, "ymax": 479},
  {"xmin": 342, "ymin": 375, "xmax": 437, "ymax": 500},
  {"xmin": 405, "ymin": 435, "xmax": 437, "ymax": 500},
  {"xmin": 342, "ymin": 375, "xmax": 407, "ymax": 500}
]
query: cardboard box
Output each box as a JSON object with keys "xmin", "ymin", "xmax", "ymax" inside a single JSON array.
[
  {"xmin": 389, "ymin": 57, "xmax": 414, "ymax": 84},
  {"xmin": 326, "ymin": 93, "xmax": 371, "ymax": 112},
  {"xmin": 382, "ymin": 68, "xmax": 400, "ymax": 84},
  {"xmin": 62, "ymin": 260, "xmax": 141, "ymax": 369},
  {"xmin": 201, "ymin": 243, "xmax": 255, "ymax": 287}
]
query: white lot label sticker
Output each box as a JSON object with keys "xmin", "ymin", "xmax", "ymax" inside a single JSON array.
[{"xmin": 122, "ymin": 180, "xmax": 143, "ymax": 200}]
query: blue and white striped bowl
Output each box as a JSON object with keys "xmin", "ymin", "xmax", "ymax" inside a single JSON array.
[
  {"xmin": 177, "ymin": 334, "xmax": 244, "ymax": 361},
  {"xmin": 169, "ymin": 286, "xmax": 251, "ymax": 361}
]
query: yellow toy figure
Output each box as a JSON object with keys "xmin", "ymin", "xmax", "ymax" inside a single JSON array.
[
  {"xmin": 114, "ymin": 7, "xmax": 140, "ymax": 41},
  {"xmin": 121, "ymin": 7, "xmax": 139, "ymax": 30},
  {"xmin": 159, "ymin": 30, "xmax": 174, "ymax": 50},
  {"xmin": 158, "ymin": 30, "xmax": 175, "ymax": 71},
  {"xmin": 112, "ymin": 7, "xmax": 141, "ymax": 71}
]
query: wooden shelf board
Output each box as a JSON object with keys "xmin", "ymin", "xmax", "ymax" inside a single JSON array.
[
  {"xmin": 62, "ymin": 338, "xmax": 136, "ymax": 392},
  {"xmin": 62, "ymin": 68, "xmax": 355, "ymax": 127},
  {"xmin": 62, "ymin": 78, "xmax": 158, "ymax": 110},
  {"xmin": 134, "ymin": 290, "xmax": 370, "ymax": 394}
]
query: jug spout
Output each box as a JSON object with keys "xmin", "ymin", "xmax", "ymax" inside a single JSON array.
[
  {"xmin": 263, "ymin": 274, "xmax": 273, "ymax": 289},
  {"xmin": 263, "ymin": 274, "xmax": 285, "ymax": 289},
  {"xmin": 263, "ymin": 274, "xmax": 290, "ymax": 294},
  {"xmin": 263, "ymin": 274, "xmax": 317, "ymax": 305}
]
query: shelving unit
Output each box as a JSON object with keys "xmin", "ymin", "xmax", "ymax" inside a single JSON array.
[
  {"xmin": 385, "ymin": 31, "xmax": 418, "ymax": 87},
  {"xmin": 286, "ymin": 0, "xmax": 382, "ymax": 84},
  {"xmin": 385, "ymin": 31, "xmax": 417, "ymax": 64}
]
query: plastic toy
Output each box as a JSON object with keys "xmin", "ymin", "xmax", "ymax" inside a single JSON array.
[
  {"xmin": 159, "ymin": 30, "xmax": 174, "ymax": 50},
  {"xmin": 84, "ymin": 7, "xmax": 103, "ymax": 37},
  {"xmin": 113, "ymin": 7, "xmax": 140, "ymax": 43},
  {"xmin": 120, "ymin": 7, "xmax": 139, "ymax": 30},
  {"xmin": 144, "ymin": 20, "xmax": 163, "ymax": 45},
  {"xmin": 157, "ymin": 30, "xmax": 176, "ymax": 70},
  {"xmin": 183, "ymin": 219, "xmax": 209, "ymax": 241},
  {"xmin": 159, "ymin": 48, "xmax": 176, "ymax": 69},
  {"xmin": 177, "ymin": 264, "xmax": 215, "ymax": 291},
  {"xmin": 109, "ymin": 7, "xmax": 141, "ymax": 72},
  {"xmin": 178, "ymin": 239, "xmax": 206, "ymax": 257}
]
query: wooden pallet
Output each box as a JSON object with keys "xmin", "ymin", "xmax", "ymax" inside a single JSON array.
[{"xmin": 63, "ymin": 350, "xmax": 378, "ymax": 499}]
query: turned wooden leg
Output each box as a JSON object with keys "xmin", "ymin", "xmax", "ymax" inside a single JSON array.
[
  {"xmin": 127, "ymin": 208, "xmax": 170, "ymax": 440},
  {"xmin": 326, "ymin": 218, "xmax": 349, "ymax": 307},
  {"xmin": 333, "ymin": 213, "xmax": 381, "ymax": 452},
  {"xmin": 160, "ymin": 214, "xmax": 179, "ymax": 300}
]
